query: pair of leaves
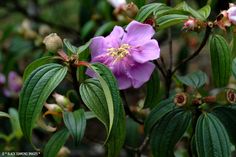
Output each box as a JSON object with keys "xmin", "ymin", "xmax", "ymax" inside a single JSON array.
[
  {"xmin": 80, "ymin": 63, "xmax": 126, "ymax": 157},
  {"xmin": 195, "ymin": 113, "xmax": 231, "ymax": 157},
  {"xmin": 210, "ymin": 34, "xmax": 232, "ymax": 87},
  {"xmin": 148, "ymin": 107, "xmax": 192, "ymax": 157},
  {"xmin": 19, "ymin": 63, "xmax": 68, "ymax": 145},
  {"xmin": 176, "ymin": 2, "xmax": 211, "ymax": 20},
  {"xmin": 64, "ymin": 39, "xmax": 91, "ymax": 55},
  {"xmin": 177, "ymin": 71, "xmax": 208, "ymax": 89}
]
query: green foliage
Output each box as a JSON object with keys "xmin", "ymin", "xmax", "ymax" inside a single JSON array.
[
  {"xmin": 144, "ymin": 98, "xmax": 176, "ymax": 134},
  {"xmin": 95, "ymin": 21, "xmax": 117, "ymax": 36},
  {"xmin": 156, "ymin": 14, "xmax": 188, "ymax": 30},
  {"xmin": 80, "ymin": 79, "xmax": 109, "ymax": 128},
  {"xmin": 195, "ymin": 113, "xmax": 231, "ymax": 157},
  {"xmin": 63, "ymin": 39, "xmax": 78, "ymax": 55},
  {"xmin": 176, "ymin": 2, "xmax": 206, "ymax": 20},
  {"xmin": 212, "ymin": 106, "xmax": 236, "ymax": 145},
  {"xmin": 23, "ymin": 56, "xmax": 56, "ymax": 81},
  {"xmin": 9, "ymin": 108, "xmax": 23, "ymax": 139},
  {"xmin": 80, "ymin": 63, "xmax": 126, "ymax": 157},
  {"xmin": 143, "ymin": 69, "xmax": 160, "ymax": 108},
  {"xmin": 150, "ymin": 109, "xmax": 192, "ymax": 157},
  {"xmin": 177, "ymin": 71, "xmax": 208, "ymax": 88},
  {"xmin": 43, "ymin": 128, "xmax": 70, "ymax": 157},
  {"xmin": 135, "ymin": 3, "xmax": 166, "ymax": 22},
  {"xmin": 63, "ymin": 109, "xmax": 86, "ymax": 145},
  {"xmin": 210, "ymin": 34, "xmax": 232, "ymax": 87},
  {"xmin": 19, "ymin": 63, "xmax": 68, "ymax": 145}
]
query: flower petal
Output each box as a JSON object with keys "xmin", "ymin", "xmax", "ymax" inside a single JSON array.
[
  {"xmin": 228, "ymin": 6, "xmax": 236, "ymax": 25},
  {"xmin": 116, "ymin": 74, "xmax": 132, "ymax": 90},
  {"xmin": 129, "ymin": 62, "xmax": 155, "ymax": 88},
  {"xmin": 90, "ymin": 37, "xmax": 109, "ymax": 58},
  {"xmin": 123, "ymin": 21, "xmax": 155, "ymax": 46},
  {"xmin": 106, "ymin": 26, "xmax": 124, "ymax": 48},
  {"xmin": 131, "ymin": 40, "xmax": 160, "ymax": 63}
]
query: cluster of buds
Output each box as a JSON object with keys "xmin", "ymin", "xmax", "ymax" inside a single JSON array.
[
  {"xmin": 43, "ymin": 93, "xmax": 74, "ymax": 117},
  {"xmin": 182, "ymin": 17, "xmax": 205, "ymax": 31},
  {"xmin": 111, "ymin": 0, "xmax": 139, "ymax": 21},
  {"xmin": 174, "ymin": 89, "xmax": 236, "ymax": 108},
  {"xmin": 215, "ymin": 3, "xmax": 236, "ymax": 30}
]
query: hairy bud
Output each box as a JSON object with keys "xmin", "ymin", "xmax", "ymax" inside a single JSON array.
[
  {"xmin": 122, "ymin": 2, "xmax": 139, "ymax": 18},
  {"xmin": 43, "ymin": 33, "xmax": 63, "ymax": 52}
]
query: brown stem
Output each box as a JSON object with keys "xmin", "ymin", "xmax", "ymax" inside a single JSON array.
[
  {"xmin": 120, "ymin": 91, "xmax": 144, "ymax": 125},
  {"xmin": 171, "ymin": 25, "xmax": 212, "ymax": 75}
]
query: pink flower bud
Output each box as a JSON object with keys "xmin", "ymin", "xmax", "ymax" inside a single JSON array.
[
  {"xmin": 215, "ymin": 10, "xmax": 231, "ymax": 30},
  {"xmin": 183, "ymin": 17, "xmax": 198, "ymax": 31},
  {"xmin": 227, "ymin": 4, "xmax": 236, "ymax": 25}
]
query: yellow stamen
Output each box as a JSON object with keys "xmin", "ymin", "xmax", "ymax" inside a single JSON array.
[{"xmin": 107, "ymin": 44, "xmax": 130, "ymax": 62}]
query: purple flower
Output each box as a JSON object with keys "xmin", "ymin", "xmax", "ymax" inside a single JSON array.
[
  {"xmin": 3, "ymin": 71, "xmax": 22, "ymax": 97},
  {"xmin": 227, "ymin": 4, "xmax": 236, "ymax": 25},
  {"xmin": 87, "ymin": 21, "xmax": 160, "ymax": 89}
]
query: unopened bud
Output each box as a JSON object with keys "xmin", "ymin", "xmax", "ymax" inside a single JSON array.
[
  {"xmin": 122, "ymin": 2, "xmax": 139, "ymax": 18},
  {"xmin": 144, "ymin": 18, "xmax": 156, "ymax": 27},
  {"xmin": 53, "ymin": 93, "xmax": 74, "ymax": 111},
  {"xmin": 174, "ymin": 92, "xmax": 188, "ymax": 107},
  {"xmin": 39, "ymin": 24, "xmax": 51, "ymax": 36},
  {"xmin": 57, "ymin": 146, "xmax": 70, "ymax": 157},
  {"xmin": 44, "ymin": 103, "xmax": 62, "ymax": 117},
  {"xmin": 43, "ymin": 33, "xmax": 63, "ymax": 52},
  {"xmin": 182, "ymin": 17, "xmax": 205, "ymax": 31}
]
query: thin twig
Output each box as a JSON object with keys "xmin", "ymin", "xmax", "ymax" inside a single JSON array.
[
  {"xmin": 154, "ymin": 60, "xmax": 167, "ymax": 78},
  {"xmin": 171, "ymin": 25, "xmax": 212, "ymax": 75}
]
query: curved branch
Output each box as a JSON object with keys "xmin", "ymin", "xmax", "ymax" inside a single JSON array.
[{"xmin": 171, "ymin": 25, "xmax": 212, "ymax": 75}]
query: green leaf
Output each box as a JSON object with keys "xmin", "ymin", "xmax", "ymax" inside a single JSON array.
[
  {"xmin": 212, "ymin": 106, "xmax": 236, "ymax": 145},
  {"xmin": 63, "ymin": 109, "xmax": 86, "ymax": 145},
  {"xmin": 232, "ymin": 58, "xmax": 236, "ymax": 79},
  {"xmin": 80, "ymin": 63, "xmax": 126, "ymax": 157},
  {"xmin": 19, "ymin": 63, "xmax": 68, "ymax": 144},
  {"xmin": 135, "ymin": 3, "xmax": 166, "ymax": 22},
  {"xmin": 177, "ymin": 71, "xmax": 208, "ymax": 88},
  {"xmin": 63, "ymin": 39, "xmax": 78, "ymax": 54},
  {"xmin": 176, "ymin": 2, "xmax": 205, "ymax": 20},
  {"xmin": 80, "ymin": 79, "xmax": 109, "ymax": 128},
  {"xmin": 143, "ymin": 69, "xmax": 160, "ymax": 108},
  {"xmin": 43, "ymin": 128, "xmax": 69, "ymax": 157},
  {"xmin": 195, "ymin": 113, "xmax": 231, "ymax": 157},
  {"xmin": 144, "ymin": 98, "xmax": 176, "ymax": 134},
  {"xmin": 95, "ymin": 21, "xmax": 117, "ymax": 36},
  {"xmin": 150, "ymin": 109, "xmax": 192, "ymax": 157},
  {"xmin": 81, "ymin": 20, "xmax": 96, "ymax": 39},
  {"xmin": 156, "ymin": 14, "xmax": 188, "ymax": 30},
  {"xmin": 23, "ymin": 56, "xmax": 56, "ymax": 81},
  {"xmin": 0, "ymin": 111, "xmax": 10, "ymax": 118},
  {"xmin": 77, "ymin": 40, "xmax": 91, "ymax": 55},
  {"xmin": 231, "ymin": 32, "xmax": 236, "ymax": 58},
  {"xmin": 198, "ymin": 5, "xmax": 211, "ymax": 20},
  {"xmin": 210, "ymin": 34, "xmax": 232, "ymax": 87},
  {"xmin": 9, "ymin": 108, "xmax": 23, "ymax": 139}
]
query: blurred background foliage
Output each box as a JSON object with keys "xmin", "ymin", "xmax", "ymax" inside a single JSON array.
[{"xmin": 0, "ymin": 0, "xmax": 234, "ymax": 156}]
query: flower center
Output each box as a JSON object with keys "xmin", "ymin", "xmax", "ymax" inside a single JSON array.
[{"xmin": 107, "ymin": 44, "xmax": 130, "ymax": 61}]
